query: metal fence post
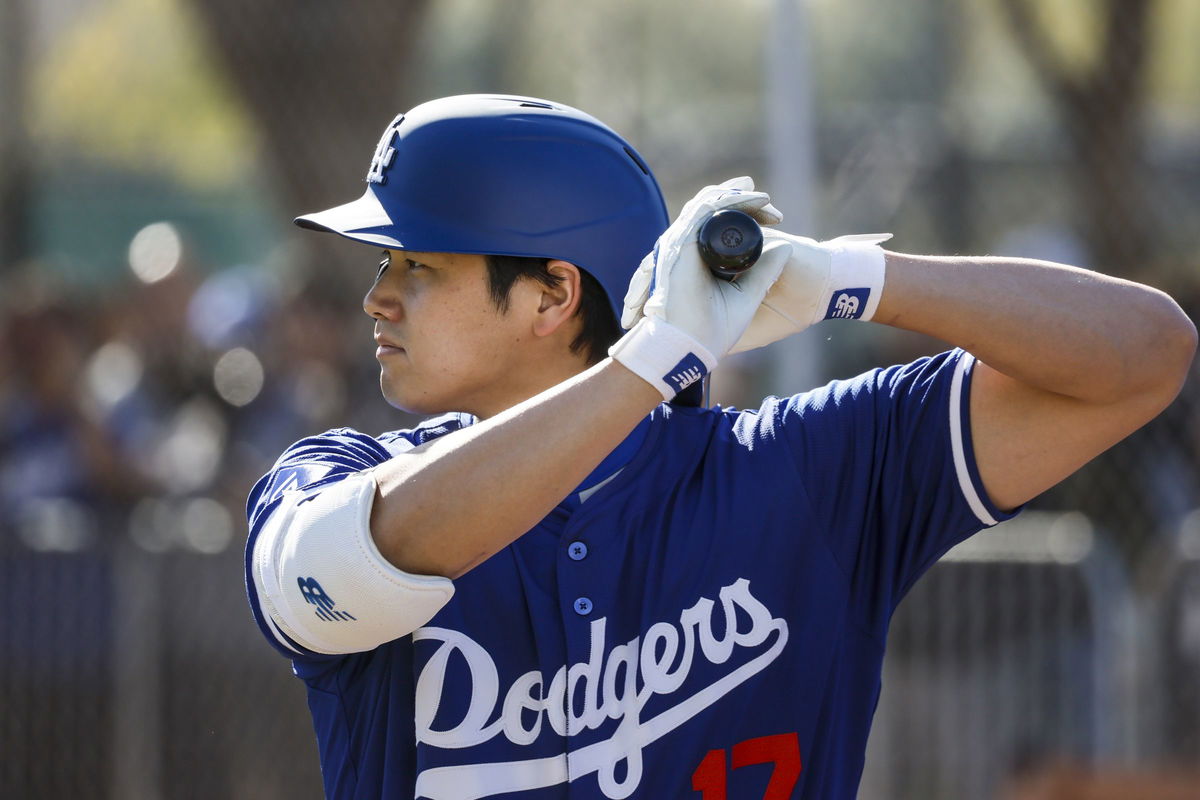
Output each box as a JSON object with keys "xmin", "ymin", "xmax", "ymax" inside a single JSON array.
[{"xmin": 110, "ymin": 536, "xmax": 164, "ymax": 800}]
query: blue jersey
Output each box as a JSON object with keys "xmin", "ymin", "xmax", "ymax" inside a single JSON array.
[{"xmin": 245, "ymin": 349, "xmax": 1015, "ymax": 799}]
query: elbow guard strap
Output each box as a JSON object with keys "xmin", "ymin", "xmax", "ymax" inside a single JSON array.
[{"xmin": 251, "ymin": 470, "xmax": 454, "ymax": 655}]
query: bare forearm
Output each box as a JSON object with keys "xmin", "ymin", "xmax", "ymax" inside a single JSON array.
[
  {"xmin": 874, "ymin": 252, "xmax": 1196, "ymax": 403},
  {"xmin": 370, "ymin": 360, "xmax": 661, "ymax": 578}
]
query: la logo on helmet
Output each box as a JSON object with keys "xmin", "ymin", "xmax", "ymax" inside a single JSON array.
[{"xmin": 367, "ymin": 114, "xmax": 405, "ymax": 185}]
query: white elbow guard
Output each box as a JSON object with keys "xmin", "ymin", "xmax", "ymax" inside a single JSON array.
[{"xmin": 252, "ymin": 470, "xmax": 455, "ymax": 655}]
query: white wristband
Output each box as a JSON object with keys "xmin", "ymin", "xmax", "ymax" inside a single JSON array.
[
  {"xmin": 819, "ymin": 234, "xmax": 890, "ymax": 322},
  {"xmin": 608, "ymin": 316, "xmax": 717, "ymax": 401}
]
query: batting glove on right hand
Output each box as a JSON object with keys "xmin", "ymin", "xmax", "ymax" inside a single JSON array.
[{"xmin": 610, "ymin": 177, "xmax": 792, "ymax": 400}]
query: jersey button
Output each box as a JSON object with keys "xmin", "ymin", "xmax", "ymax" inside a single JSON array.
[
  {"xmin": 573, "ymin": 597, "xmax": 593, "ymax": 616},
  {"xmin": 567, "ymin": 541, "xmax": 588, "ymax": 561}
]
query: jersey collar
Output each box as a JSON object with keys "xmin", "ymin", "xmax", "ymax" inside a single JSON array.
[{"xmin": 561, "ymin": 415, "xmax": 652, "ymax": 510}]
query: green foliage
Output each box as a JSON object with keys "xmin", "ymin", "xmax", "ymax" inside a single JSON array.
[{"xmin": 30, "ymin": 0, "xmax": 255, "ymax": 189}]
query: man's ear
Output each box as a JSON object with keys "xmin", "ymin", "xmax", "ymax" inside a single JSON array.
[{"xmin": 532, "ymin": 260, "xmax": 583, "ymax": 338}]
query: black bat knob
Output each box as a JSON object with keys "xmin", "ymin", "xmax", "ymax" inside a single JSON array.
[{"xmin": 697, "ymin": 209, "xmax": 763, "ymax": 280}]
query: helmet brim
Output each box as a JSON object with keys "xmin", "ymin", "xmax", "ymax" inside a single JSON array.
[{"xmin": 294, "ymin": 189, "xmax": 403, "ymax": 249}]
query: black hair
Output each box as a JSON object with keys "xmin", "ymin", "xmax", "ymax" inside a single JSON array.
[{"xmin": 483, "ymin": 254, "xmax": 622, "ymax": 365}]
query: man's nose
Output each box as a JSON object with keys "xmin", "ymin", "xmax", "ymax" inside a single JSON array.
[{"xmin": 363, "ymin": 277, "xmax": 401, "ymax": 321}]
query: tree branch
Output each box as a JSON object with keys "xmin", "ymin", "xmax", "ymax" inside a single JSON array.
[
  {"xmin": 1095, "ymin": 0, "xmax": 1150, "ymax": 110},
  {"xmin": 995, "ymin": 0, "xmax": 1081, "ymax": 103}
]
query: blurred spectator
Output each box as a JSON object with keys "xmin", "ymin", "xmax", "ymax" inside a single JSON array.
[{"xmin": 0, "ymin": 274, "xmax": 151, "ymax": 550}]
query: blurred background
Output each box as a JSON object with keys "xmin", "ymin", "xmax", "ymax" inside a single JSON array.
[{"xmin": 1, "ymin": 0, "xmax": 1198, "ymax": 798}]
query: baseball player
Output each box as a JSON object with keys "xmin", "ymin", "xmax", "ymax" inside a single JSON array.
[{"xmin": 244, "ymin": 95, "xmax": 1195, "ymax": 799}]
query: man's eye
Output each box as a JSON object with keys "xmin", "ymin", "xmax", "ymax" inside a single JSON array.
[
  {"xmin": 405, "ymin": 259, "xmax": 427, "ymax": 271},
  {"xmin": 375, "ymin": 254, "xmax": 390, "ymax": 279}
]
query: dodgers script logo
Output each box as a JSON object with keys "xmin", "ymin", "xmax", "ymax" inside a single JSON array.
[{"xmin": 411, "ymin": 578, "xmax": 789, "ymax": 800}]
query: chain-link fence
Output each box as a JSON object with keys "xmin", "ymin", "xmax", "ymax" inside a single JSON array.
[
  {"xmin": 0, "ymin": 526, "xmax": 323, "ymax": 800},
  {"xmin": 2, "ymin": 0, "xmax": 1198, "ymax": 798},
  {"xmin": 864, "ymin": 510, "xmax": 1200, "ymax": 799},
  {"xmin": 1143, "ymin": 510, "xmax": 1200, "ymax": 767},
  {"xmin": 863, "ymin": 513, "xmax": 1128, "ymax": 798}
]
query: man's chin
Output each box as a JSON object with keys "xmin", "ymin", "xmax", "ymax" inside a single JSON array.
[{"xmin": 381, "ymin": 380, "xmax": 448, "ymax": 417}]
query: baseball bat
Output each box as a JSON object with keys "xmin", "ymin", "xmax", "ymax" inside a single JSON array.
[
  {"xmin": 673, "ymin": 209, "xmax": 764, "ymax": 408},
  {"xmin": 697, "ymin": 209, "xmax": 763, "ymax": 280}
]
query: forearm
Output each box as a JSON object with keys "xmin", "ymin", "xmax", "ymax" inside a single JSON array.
[
  {"xmin": 873, "ymin": 252, "xmax": 1196, "ymax": 403},
  {"xmin": 370, "ymin": 359, "xmax": 661, "ymax": 578}
]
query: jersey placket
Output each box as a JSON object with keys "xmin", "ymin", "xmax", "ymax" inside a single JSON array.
[
  {"xmin": 532, "ymin": 417, "xmax": 653, "ymax": 795},
  {"xmin": 557, "ymin": 502, "xmax": 596, "ymax": 793}
]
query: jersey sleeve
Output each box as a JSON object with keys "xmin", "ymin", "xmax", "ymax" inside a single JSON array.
[
  {"xmin": 244, "ymin": 416, "xmax": 471, "ymax": 660},
  {"xmin": 757, "ymin": 349, "xmax": 1018, "ymax": 626}
]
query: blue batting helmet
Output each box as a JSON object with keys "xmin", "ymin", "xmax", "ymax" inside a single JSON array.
[{"xmin": 294, "ymin": 94, "xmax": 669, "ymax": 322}]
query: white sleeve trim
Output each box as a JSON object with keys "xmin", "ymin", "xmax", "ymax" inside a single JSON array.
[
  {"xmin": 949, "ymin": 353, "xmax": 999, "ymax": 527},
  {"xmin": 251, "ymin": 471, "xmax": 455, "ymax": 655}
]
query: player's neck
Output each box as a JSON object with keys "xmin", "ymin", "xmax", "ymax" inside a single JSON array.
[{"xmin": 468, "ymin": 351, "xmax": 596, "ymax": 421}]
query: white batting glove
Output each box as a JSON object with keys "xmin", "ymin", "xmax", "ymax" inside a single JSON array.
[
  {"xmin": 619, "ymin": 177, "xmax": 783, "ymax": 330},
  {"xmin": 729, "ymin": 230, "xmax": 893, "ymax": 354},
  {"xmin": 610, "ymin": 177, "xmax": 792, "ymax": 400}
]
